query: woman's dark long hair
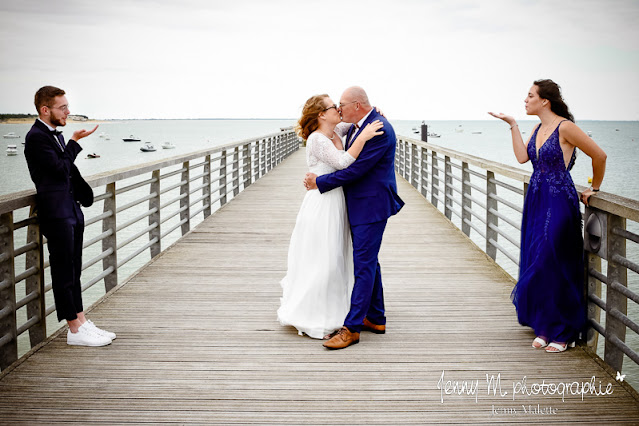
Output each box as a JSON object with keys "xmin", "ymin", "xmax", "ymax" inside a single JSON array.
[{"xmin": 534, "ymin": 79, "xmax": 574, "ymax": 122}]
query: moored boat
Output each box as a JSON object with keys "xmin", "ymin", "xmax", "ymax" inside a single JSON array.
[
  {"xmin": 140, "ymin": 143, "xmax": 156, "ymax": 152},
  {"xmin": 6, "ymin": 144, "xmax": 18, "ymax": 156},
  {"xmin": 123, "ymin": 135, "xmax": 141, "ymax": 142}
]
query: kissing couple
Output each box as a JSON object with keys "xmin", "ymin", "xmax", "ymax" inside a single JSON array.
[{"xmin": 277, "ymin": 86, "xmax": 404, "ymax": 350}]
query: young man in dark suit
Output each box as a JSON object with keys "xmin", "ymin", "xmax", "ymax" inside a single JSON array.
[{"xmin": 25, "ymin": 85, "xmax": 115, "ymax": 346}]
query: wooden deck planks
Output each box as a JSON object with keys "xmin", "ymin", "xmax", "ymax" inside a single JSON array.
[{"xmin": 1, "ymin": 148, "xmax": 638, "ymax": 424}]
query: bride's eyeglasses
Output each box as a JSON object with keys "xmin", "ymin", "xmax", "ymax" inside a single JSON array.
[{"xmin": 323, "ymin": 104, "xmax": 338, "ymax": 111}]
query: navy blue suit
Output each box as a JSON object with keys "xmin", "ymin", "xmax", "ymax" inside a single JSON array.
[
  {"xmin": 25, "ymin": 119, "xmax": 93, "ymax": 321},
  {"xmin": 316, "ymin": 110, "xmax": 404, "ymax": 332}
]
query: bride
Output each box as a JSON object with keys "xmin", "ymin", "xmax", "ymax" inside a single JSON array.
[{"xmin": 277, "ymin": 94, "xmax": 383, "ymax": 339}]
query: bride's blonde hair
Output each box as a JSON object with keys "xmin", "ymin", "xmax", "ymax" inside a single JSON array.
[{"xmin": 296, "ymin": 94, "xmax": 329, "ymax": 141}]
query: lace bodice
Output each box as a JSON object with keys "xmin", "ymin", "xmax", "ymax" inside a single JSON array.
[
  {"xmin": 306, "ymin": 122, "xmax": 355, "ymax": 175},
  {"xmin": 527, "ymin": 121, "xmax": 579, "ymax": 206}
]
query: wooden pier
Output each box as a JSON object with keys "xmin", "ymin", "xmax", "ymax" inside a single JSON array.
[{"xmin": 1, "ymin": 149, "xmax": 638, "ymax": 424}]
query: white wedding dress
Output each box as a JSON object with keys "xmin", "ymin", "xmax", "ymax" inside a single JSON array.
[{"xmin": 278, "ymin": 123, "xmax": 355, "ymax": 339}]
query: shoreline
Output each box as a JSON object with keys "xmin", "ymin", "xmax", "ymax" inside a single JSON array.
[{"xmin": 1, "ymin": 118, "xmax": 105, "ymax": 124}]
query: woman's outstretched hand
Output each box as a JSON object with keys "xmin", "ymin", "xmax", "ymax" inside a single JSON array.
[
  {"xmin": 360, "ymin": 120, "xmax": 384, "ymax": 141},
  {"xmin": 488, "ymin": 111, "xmax": 516, "ymax": 126}
]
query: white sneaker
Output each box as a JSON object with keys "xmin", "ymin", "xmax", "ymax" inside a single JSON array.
[
  {"xmin": 86, "ymin": 320, "xmax": 117, "ymax": 340},
  {"xmin": 67, "ymin": 323, "xmax": 112, "ymax": 347}
]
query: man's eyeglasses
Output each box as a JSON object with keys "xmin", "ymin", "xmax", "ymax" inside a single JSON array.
[
  {"xmin": 339, "ymin": 101, "xmax": 358, "ymax": 108},
  {"xmin": 49, "ymin": 104, "xmax": 69, "ymax": 112},
  {"xmin": 323, "ymin": 104, "xmax": 338, "ymax": 111}
]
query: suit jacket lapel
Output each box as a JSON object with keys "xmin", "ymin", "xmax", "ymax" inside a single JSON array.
[
  {"xmin": 347, "ymin": 110, "xmax": 379, "ymax": 149},
  {"xmin": 34, "ymin": 119, "xmax": 65, "ymax": 153}
]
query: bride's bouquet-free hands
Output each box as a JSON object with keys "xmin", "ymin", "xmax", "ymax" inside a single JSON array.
[{"xmin": 359, "ymin": 120, "xmax": 384, "ymax": 142}]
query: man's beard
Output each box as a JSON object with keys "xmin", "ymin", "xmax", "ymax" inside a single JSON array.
[{"xmin": 50, "ymin": 115, "xmax": 66, "ymax": 127}]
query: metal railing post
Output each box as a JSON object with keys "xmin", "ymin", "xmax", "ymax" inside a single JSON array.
[
  {"xmin": 411, "ymin": 143, "xmax": 419, "ymax": 189},
  {"xmin": 180, "ymin": 161, "xmax": 191, "ymax": 236},
  {"xmin": 431, "ymin": 151, "xmax": 439, "ymax": 208},
  {"xmin": 0, "ymin": 212, "xmax": 17, "ymax": 369},
  {"xmin": 25, "ymin": 206, "xmax": 45, "ymax": 347},
  {"xmin": 444, "ymin": 155, "xmax": 452, "ymax": 220},
  {"xmin": 420, "ymin": 146, "xmax": 428, "ymax": 198},
  {"xmin": 401, "ymin": 140, "xmax": 407, "ymax": 180},
  {"xmin": 604, "ymin": 213, "xmax": 627, "ymax": 372},
  {"xmin": 232, "ymin": 147, "xmax": 240, "ymax": 197},
  {"xmin": 149, "ymin": 169, "xmax": 161, "ymax": 258},
  {"xmin": 102, "ymin": 183, "xmax": 118, "ymax": 291},
  {"xmin": 461, "ymin": 162, "xmax": 471, "ymax": 237},
  {"xmin": 219, "ymin": 150, "xmax": 227, "ymax": 207},
  {"xmin": 586, "ymin": 251, "xmax": 602, "ymax": 348},
  {"xmin": 486, "ymin": 171, "xmax": 498, "ymax": 260},
  {"xmin": 203, "ymin": 155, "xmax": 212, "ymax": 218},
  {"xmin": 243, "ymin": 143, "xmax": 252, "ymax": 188},
  {"xmin": 260, "ymin": 140, "xmax": 266, "ymax": 177}
]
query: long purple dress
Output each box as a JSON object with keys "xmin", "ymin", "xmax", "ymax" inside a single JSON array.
[{"xmin": 512, "ymin": 120, "xmax": 586, "ymax": 343}]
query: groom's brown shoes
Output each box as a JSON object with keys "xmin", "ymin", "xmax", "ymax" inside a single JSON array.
[
  {"xmin": 362, "ymin": 317, "xmax": 386, "ymax": 334},
  {"xmin": 323, "ymin": 326, "xmax": 359, "ymax": 350}
]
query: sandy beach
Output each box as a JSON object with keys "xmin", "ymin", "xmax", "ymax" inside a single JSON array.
[{"xmin": 1, "ymin": 117, "xmax": 105, "ymax": 124}]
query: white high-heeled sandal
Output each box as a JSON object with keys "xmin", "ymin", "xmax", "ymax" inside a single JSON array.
[
  {"xmin": 532, "ymin": 337, "xmax": 548, "ymax": 349},
  {"xmin": 545, "ymin": 341, "xmax": 576, "ymax": 353}
]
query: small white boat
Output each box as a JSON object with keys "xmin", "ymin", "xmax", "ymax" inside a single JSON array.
[
  {"xmin": 99, "ymin": 132, "xmax": 106, "ymax": 138},
  {"xmin": 427, "ymin": 132, "xmax": 441, "ymax": 138},
  {"xmin": 123, "ymin": 135, "xmax": 141, "ymax": 142},
  {"xmin": 86, "ymin": 153, "xmax": 100, "ymax": 159},
  {"xmin": 6, "ymin": 144, "xmax": 18, "ymax": 156},
  {"xmin": 587, "ymin": 130, "xmax": 592, "ymax": 137},
  {"xmin": 161, "ymin": 142, "xmax": 176, "ymax": 149},
  {"xmin": 140, "ymin": 143, "xmax": 156, "ymax": 152},
  {"xmin": 472, "ymin": 131, "xmax": 482, "ymax": 134},
  {"xmin": 105, "ymin": 134, "xmax": 111, "ymax": 140},
  {"xmin": 412, "ymin": 127, "xmax": 420, "ymax": 134},
  {"xmin": 3, "ymin": 132, "xmax": 20, "ymax": 139},
  {"xmin": 455, "ymin": 125, "xmax": 464, "ymax": 133}
]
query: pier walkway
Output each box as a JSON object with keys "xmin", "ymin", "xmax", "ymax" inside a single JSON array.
[{"xmin": 1, "ymin": 149, "xmax": 638, "ymax": 424}]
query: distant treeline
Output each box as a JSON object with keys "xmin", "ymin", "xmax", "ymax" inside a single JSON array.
[
  {"xmin": 0, "ymin": 113, "xmax": 89, "ymax": 121},
  {"xmin": 0, "ymin": 113, "xmax": 37, "ymax": 120}
]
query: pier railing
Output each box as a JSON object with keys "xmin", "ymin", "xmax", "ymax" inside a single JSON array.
[
  {"xmin": 395, "ymin": 133, "xmax": 639, "ymax": 376},
  {"xmin": 0, "ymin": 128, "xmax": 300, "ymax": 370}
]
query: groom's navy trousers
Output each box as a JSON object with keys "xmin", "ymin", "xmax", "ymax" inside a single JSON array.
[
  {"xmin": 316, "ymin": 110, "xmax": 404, "ymax": 333},
  {"xmin": 345, "ymin": 220, "xmax": 387, "ymax": 330}
]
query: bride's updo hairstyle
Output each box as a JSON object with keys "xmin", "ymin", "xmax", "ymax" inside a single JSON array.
[
  {"xmin": 296, "ymin": 94, "xmax": 329, "ymax": 141},
  {"xmin": 534, "ymin": 79, "xmax": 575, "ymax": 122}
]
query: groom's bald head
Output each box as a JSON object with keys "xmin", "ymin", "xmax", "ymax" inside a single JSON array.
[
  {"xmin": 339, "ymin": 86, "xmax": 372, "ymax": 123},
  {"xmin": 343, "ymin": 86, "xmax": 371, "ymax": 106}
]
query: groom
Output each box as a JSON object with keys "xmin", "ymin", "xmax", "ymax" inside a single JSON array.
[{"xmin": 304, "ymin": 86, "xmax": 404, "ymax": 349}]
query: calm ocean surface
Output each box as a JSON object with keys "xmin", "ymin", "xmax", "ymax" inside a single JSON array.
[
  {"xmin": 2, "ymin": 118, "xmax": 638, "ymax": 383},
  {"xmin": 2, "ymin": 118, "xmax": 638, "ymax": 200}
]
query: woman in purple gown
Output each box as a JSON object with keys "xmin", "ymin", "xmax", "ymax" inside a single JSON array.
[{"xmin": 489, "ymin": 79, "xmax": 607, "ymax": 353}]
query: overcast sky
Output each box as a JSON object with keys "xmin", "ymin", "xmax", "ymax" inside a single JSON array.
[{"xmin": 1, "ymin": 0, "xmax": 637, "ymax": 120}]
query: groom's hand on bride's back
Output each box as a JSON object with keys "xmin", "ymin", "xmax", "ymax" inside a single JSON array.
[{"xmin": 304, "ymin": 173, "xmax": 318, "ymax": 190}]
